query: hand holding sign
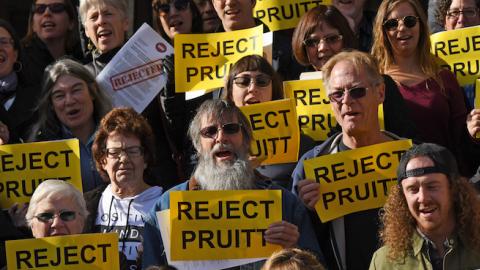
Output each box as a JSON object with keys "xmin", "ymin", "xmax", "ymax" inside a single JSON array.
[
  {"xmin": 297, "ymin": 179, "xmax": 320, "ymax": 210},
  {"xmin": 467, "ymin": 109, "xmax": 480, "ymax": 138},
  {"xmin": 264, "ymin": 220, "xmax": 299, "ymax": 248}
]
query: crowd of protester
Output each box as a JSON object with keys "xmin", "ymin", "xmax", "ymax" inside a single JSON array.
[{"xmin": 0, "ymin": 0, "xmax": 480, "ymax": 269}]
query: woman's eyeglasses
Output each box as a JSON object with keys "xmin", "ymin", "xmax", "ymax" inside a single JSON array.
[
  {"xmin": 32, "ymin": 3, "xmax": 67, "ymax": 15},
  {"xmin": 303, "ymin": 34, "xmax": 343, "ymax": 48},
  {"xmin": 35, "ymin": 211, "xmax": 76, "ymax": 223},
  {"xmin": 446, "ymin": 8, "xmax": 478, "ymax": 19},
  {"xmin": 383, "ymin": 15, "xmax": 419, "ymax": 31},
  {"xmin": 106, "ymin": 146, "xmax": 144, "ymax": 159},
  {"xmin": 233, "ymin": 75, "xmax": 272, "ymax": 88},
  {"xmin": 153, "ymin": 0, "xmax": 189, "ymax": 14},
  {"xmin": 328, "ymin": 87, "xmax": 369, "ymax": 103},
  {"xmin": 200, "ymin": 123, "xmax": 242, "ymax": 139}
]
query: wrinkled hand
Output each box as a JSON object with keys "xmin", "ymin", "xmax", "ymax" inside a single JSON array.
[
  {"xmin": 467, "ymin": 109, "xmax": 480, "ymax": 138},
  {"xmin": 264, "ymin": 221, "xmax": 299, "ymax": 248},
  {"xmin": 297, "ymin": 179, "xmax": 320, "ymax": 210},
  {"xmin": 8, "ymin": 203, "xmax": 28, "ymax": 228},
  {"xmin": 0, "ymin": 121, "xmax": 9, "ymax": 145}
]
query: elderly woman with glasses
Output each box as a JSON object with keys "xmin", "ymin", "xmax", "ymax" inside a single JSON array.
[
  {"xmin": 371, "ymin": 0, "xmax": 479, "ymax": 176},
  {"xmin": 26, "ymin": 179, "xmax": 87, "ymax": 238},
  {"xmin": 84, "ymin": 107, "xmax": 163, "ymax": 270},
  {"xmin": 22, "ymin": 0, "xmax": 83, "ymax": 87}
]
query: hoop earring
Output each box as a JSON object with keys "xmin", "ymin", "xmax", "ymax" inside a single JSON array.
[{"xmin": 13, "ymin": 61, "xmax": 23, "ymax": 72}]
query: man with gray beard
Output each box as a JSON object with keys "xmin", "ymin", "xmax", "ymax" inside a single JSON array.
[{"xmin": 141, "ymin": 100, "xmax": 323, "ymax": 269}]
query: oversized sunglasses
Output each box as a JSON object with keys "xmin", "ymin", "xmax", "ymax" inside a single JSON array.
[
  {"xmin": 303, "ymin": 34, "xmax": 343, "ymax": 48},
  {"xmin": 153, "ymin": 0, "xmax": 189, "ymax": 14},
  {"xmin": 32, "ymin": 3, "xmax": 67, "ymax": 14},
  {"xmin": 328, "ymin": 87, "xmax": 368, "ymax": 103},
  {"xmin": 200, "ymin": 123, "xmax": 242, "ymax": 139},
  {"xmin": 35, "ymin": 211, "xmax": 76, "ymax": 223},
  {"xmin": 233, "ymin": 75, "xmax": 272, "ymax": 88},
  {"xmin": 383, "ymin": 15, "xmax": 419, "ymax": 31}
]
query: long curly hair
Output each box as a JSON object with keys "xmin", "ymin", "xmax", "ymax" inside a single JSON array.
[{"xmin": 380, "ymin": 177, "xmax": 480, "ymax": 261}]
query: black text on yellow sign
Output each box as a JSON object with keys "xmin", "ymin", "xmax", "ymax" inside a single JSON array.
[
  {"xmin": 240, "ymin": 99, "xmax": 300, "ymax": 165},
  {"xmin": 6, "ymin": 233, "xmax": 119, "ymax": 270},
  {"xmin": 304, "ymin": 140, "xmax": 412, "ymax": 222},
  {"xmin": 431, "ymin": 25, "xmax": 480, "ymax": 86},
  {"xmin": 284, "ymin": 79, "xmax": 337, "ymax": 141},
  {"xmin": 170, "ymin": 190, "xmax": 282, "ymax": 260},
  {"xmin": 174, "ymin": 26, "xmax": 263, "ymax": 92},
  {"xmin": 0, "ymin": 139, "xmax": 82, "ymax": 208},
  {"xmin": 254, "ymin": 0, "xmax": 332, "ymax": 32}
]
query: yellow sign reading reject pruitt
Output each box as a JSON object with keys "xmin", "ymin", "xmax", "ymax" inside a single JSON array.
[
  {"xmin": 6, "ymin": 233, "xmax": 119, "ymax": 270},
  {"xmin": 304, "ymin": 139, "xmax": 412, "ymax": 222},
  {"xmin": 254, "ymin": 0, "xmax": 332, "ymax": 32},
  {"xmin": 0, "ymin": 139, "xmax": 82, "ymax": 208},
  {"xmin": 170, "ymin": 190, "xmax": 282, "ymax": 261},
  {"xmin": 430, "ymin": 25, "xmax": 480, "ymax": 87},
  {"xmin": 174, "ymin": 25, "xmax": 263, "ymax": 92},
  {"xmin": 240, "ymin": 99, "xmax": 300, "ymax": 165}
]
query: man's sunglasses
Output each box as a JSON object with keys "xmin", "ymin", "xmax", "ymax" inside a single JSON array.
[
  {"xmin": 383, "ymin": 15, "xmax": 419, "ymax": 31},
  {"xmin": 153, "ymin": 0, "xmax": 189, "ymax": 14},
  {"xmin": 200, "ymin": 123, "xmax": 242, "ymax": 139},
  {"xmin": 34, "ymin": 211, "xmax": 76, "ymax": 223},
  {"xmin": 32, "ymin": 3, "xmax": 67, "ymax": 15},
  {"xmin": 233, "ymin": 75, "xmax": 272, "ymax": 88},
  {"xmin": 328, "ymin": 87, "xmax": 368, "ymax": 103}
]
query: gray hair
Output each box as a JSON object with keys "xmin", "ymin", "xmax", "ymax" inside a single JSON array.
[
  {"xmin": 79, "ymin": 0, "xmax": 128, "ymax": 24},
  {"xmin": 322, "ymin": 50, "xmax": 384, "ymax": 93},
  {"xmin": 29, "ymin": 58, "xmax": 112, "ymax": 141},
  {"xmin": 26, "ymin": 179, "xmax": 88, "ymax": 227},
  {"xmin": 188, "ymin": 99, "xmax": 253, "ymax": 154}
]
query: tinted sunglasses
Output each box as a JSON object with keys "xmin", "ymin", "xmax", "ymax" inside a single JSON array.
[
  {"xmin": 233, "ymin": 75, "xmax": 272, "ymax": 88},
  {"xmin": 303, "ymin": 34, "xmax": 343, "ymax": 48},
  {"xmin": 33, "ymin": 3, "xmax": 67, "ymax": 14},
  {"xmin": 200, "ymin": 123, "xmax": 242, "ymax": 139},
  {"xmin": 153, "ymin": 0, "xmax": 189, "ymax": 14},
  {"xmin": 383, "ymin": 15, "xmax": 419, "ymax": 31},
  {"xmin": 35, "ymin": 211, "xmax": 76, "ymax": 223},
  {"xmin": 328, "ymin": 87, "xmax": 368, "ymax": 103}
]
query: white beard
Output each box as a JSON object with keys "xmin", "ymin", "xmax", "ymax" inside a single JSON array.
[{"xmin": 194, "ymin": 143, "xmax": 256, "ymax": 190}]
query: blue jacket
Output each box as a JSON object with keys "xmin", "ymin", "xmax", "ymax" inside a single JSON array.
[{"xmin": 142, "ymin": 178, "xmax": 324, "ymax": 269}]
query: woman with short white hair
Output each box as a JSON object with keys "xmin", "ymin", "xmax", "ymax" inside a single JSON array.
[{"xmin": 26, "ymin": 179, "xmax": 87, "ymax": 238}]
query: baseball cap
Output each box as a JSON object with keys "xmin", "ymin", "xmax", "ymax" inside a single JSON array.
[{"xmin": 397, "ymin": 143, "xmax": 459, "ymax": 184}]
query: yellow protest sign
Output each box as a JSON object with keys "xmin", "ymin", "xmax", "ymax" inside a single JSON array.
[
  {"xmin": 431, "ymin": 25, "xmax": 480, "ymax": 86},
  {"xmin": 170, "ymin": 190, "xmax": 282, "ymax": 260},
  {"xmin": 6, "ymin": 233, "xmax": 119, "ymax": 270},
  {"xmin": 254, "ymin": 0, "xmax": 332, "ymax": 32},
  {"xmin": 304, "ymin": 139, "xmax": 412, "ymax": 222},
  {"xmin": 0, "ymin": 139, "xmax": 82, "ymax": 208},
  {"xmin": 174, "ymin": 26, "xmax": 263, "ymax": 92},
  {"xmin": 240, "ymin": 99, "xmax": 300, "ymax": 165},
  {"xmin": 283, "ymin": 79, "xmax": 336, "ymax": 141}
]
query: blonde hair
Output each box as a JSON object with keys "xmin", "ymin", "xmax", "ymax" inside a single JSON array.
[
  {"xmin": 371, "ymin": 0, "xmax": 443, "ymax": 91},
  {"xmin": 261, "ymin": 248, "xmax": 325, "ymax": 270}
]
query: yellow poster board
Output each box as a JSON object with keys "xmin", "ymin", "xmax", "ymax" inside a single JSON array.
[
  {"xmin": 0, "ymin": 139, "xmax": 82, "ymax": 208},
  {"xmin": 430, "ymin": 25, "xmax": 480, "ymax": 86},
  {"xmin": 174, "ymin": 26, "xmax": 263, "ymax": 92},
  {"xmin": 240, "ymin": 99, "xmax": 300, "ymax": 165},
  {"xmin": 304, "ymin": 139, "xmax": 412, "ymax": 222},
  {"xmin": 170, "ymin": 190, "xmax": 282, "ymax": 260},
  {"xmin": 6, "ymin": 233, "xmax": 119, "ymax": 270},
  {"xmin": 254, "ymin": 0, "xmax": 332, "ymax": 32}
]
